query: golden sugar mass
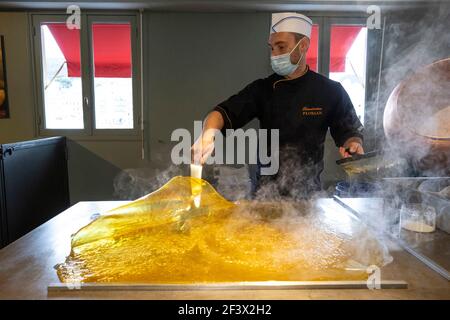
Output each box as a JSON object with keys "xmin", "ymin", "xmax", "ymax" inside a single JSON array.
[{"xmin": 56, "ymin": 176, "xmax": 390, "ymax": 283}]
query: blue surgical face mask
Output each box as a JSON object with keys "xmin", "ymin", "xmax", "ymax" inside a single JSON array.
[{"xmin": 270, "ymin": 40, "xmax": 304, "ymax": 76}]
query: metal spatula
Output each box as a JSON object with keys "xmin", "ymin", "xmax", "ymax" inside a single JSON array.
[
  {"xmin": 337, "ymin": 150, "xmax": 408, "ymax": 180},
  {"xmin": 336, "ymin": 151, "xmax": 381, "ymax": 176}
]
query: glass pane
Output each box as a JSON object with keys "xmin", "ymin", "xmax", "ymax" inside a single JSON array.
[
  {"xmin": 329, "ymin": 25, "xmax": 367, "ymax": 124},
  {"xmin": 92, "ymin": 23, "xmax": 134, "ymax": 129},
  {"xmin": 41, "ymin": 23, "xmax": 83, "ymax": 129},
  {"xmin": 306, "ymin": 24, "xmax": 319, "ymax": 72}
]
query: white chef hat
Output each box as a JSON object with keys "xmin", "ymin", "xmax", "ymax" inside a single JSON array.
[{"xmin": 270, "ymin": 12, "xmax": 313, "ymax": 38}]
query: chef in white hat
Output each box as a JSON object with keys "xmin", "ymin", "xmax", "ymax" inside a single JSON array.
[
  {"xmin": 269, "ymin": 12, "xmax": 314, "ymax": 78},
  {"xmin": 192, "ymin": 12, "xmax": 364, "ymax": 198}
]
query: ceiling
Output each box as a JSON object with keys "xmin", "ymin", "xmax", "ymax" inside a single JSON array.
[{"xmin": 0, "ymin": 0, "xmax": 445, "ymax": 12}]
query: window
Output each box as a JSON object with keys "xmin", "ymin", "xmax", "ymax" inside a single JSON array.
[
  {"xmin": 329, "ymin": 25, "xmax": 367, "ymax": 124},
  {"xmin": 32, "ymin": 14, "xmax": 140, "ymax": 136},
  {"xmin": 91, "ymin": 23, "xmax": 134, "ymax": 129},
  {"xmin": 40, "ymin": 23, "xmax": 84, "ymax": 129}
]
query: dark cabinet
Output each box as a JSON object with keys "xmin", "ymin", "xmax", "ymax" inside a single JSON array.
[{"xmin": 0, "ymin": 136, "xmax": 70, "ymax": 248}]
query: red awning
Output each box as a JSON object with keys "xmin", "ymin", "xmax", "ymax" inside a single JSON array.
[
  {"xmin": 46, "ymin": 23, "xmax": 132, "ymax": 78},
  {"xmin": 47, "ymin": 23, "xmax": 359, "ymax": 77},
  {"xmin": 305, "ymin": 25, "xmax": 319, "ymax": 72},
  {"xmin": 306, "ymin": 25, "xmax": 362, "ymax": 72}
]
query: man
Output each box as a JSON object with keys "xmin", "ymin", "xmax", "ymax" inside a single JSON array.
[{"xmin": 192, "ymin": 12, "xmax": 364, "ymax": 199}]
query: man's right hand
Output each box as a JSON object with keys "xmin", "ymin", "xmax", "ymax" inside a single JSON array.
[
  {"xmin": 191, "ymin": 111, "xmax": 225, "ymax": 165},
  {"xmin": 191, "ymin": 128, "xmax": 216, "ymax": 165}
]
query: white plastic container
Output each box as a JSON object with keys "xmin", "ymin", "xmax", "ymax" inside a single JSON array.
[{"xmin": 400, "ymin": 203, "xmax": 436, "ymax": 233}]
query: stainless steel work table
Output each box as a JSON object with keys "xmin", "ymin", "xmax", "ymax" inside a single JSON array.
[{"xmin": 0, "ymin": 200, "xmax": 449, "ymax": 299}]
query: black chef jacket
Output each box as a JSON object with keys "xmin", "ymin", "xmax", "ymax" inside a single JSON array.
[{"xmin": 212, "ymin": 68, "xmax": 364, "ymax": 199}]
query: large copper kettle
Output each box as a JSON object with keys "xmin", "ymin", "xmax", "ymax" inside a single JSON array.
[{"xmin": 383, "ymin": 58, "xmax": 450, "ymax": 173}]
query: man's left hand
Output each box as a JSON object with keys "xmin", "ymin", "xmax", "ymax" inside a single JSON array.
[{"xmin": 339, "ymin": 137, "xmax": 364, "ymax": 158}]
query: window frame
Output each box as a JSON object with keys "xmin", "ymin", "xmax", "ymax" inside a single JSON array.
[
  {"xmin": 88, "ymin": 15, "xmax": 140, "ymax": 136},
  {"xmin": 31, "ymin": 12, "xmax": 141, "ymax": 140},
  {"xmin": 303, "ymin": 12, "xmax": 380, "ymax": 150},
  {"xmin": 307, "ymin": 17, "xmax": 324, "ymax": 74}
]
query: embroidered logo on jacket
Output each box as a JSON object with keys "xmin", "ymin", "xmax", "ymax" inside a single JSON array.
[{"xmin": 301, "ymin": 106, "xmax": 323, "ymax": 116}]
